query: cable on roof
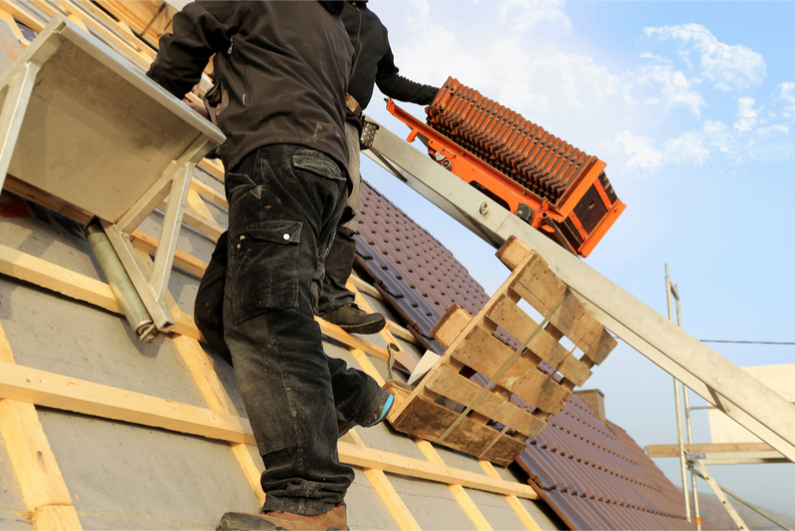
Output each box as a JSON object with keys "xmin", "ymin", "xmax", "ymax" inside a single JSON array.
[{"xmin": 698, "ymin": 340, "xmax": 795, "ymax": 346}]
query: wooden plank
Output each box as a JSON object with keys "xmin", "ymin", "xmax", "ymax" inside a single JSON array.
[
  {"xmin": 384, "ymin": 320, "xmax": 419, "ymax": 345},
  {"xmin": 430, "ymin": 303, "xmax": 473, "ymax": 349},
  {"xmin": 190, "ymin": 177, "xmax": 227, "ymax": 209},
  {"xmin": 499, "ymin": 240, "xmax": 616, "ymax": 365},
  {"xmin": 556, "ymin": 355, "xmax": 591, "ymax": 387},
  {"xmin": 344, "ymin": 429, "xmax": 420, "ymax": 531},
  {"xmin": 0, "ymin": 323, "xmax": 81, "ymax": 531},
  {"xmin": 338, "ymin": 439, "xmax": 537, "ymax": 499},
  {"xmin": 199, "ymin": 159, "xmax": 225, "ymax": 181},
  {"xmin": 360, "ymin": 466, "xmax": 421, "ymax": 531},
  {"xmin": 424, "ymin": 366, "xmax": 545, "ymax": 438},
  {"xmin": 386, "ymin": 382, "xmax": 527, "ymax": 467},
  {"xmin": 499, "ymin": 241, "xmax": 616, "ymax": 364},
  {"xmin": 478, "ymin": 461, "xmax": 542, "ymax": 531},
  {"xmin": 55, "ymin": 0, "xmax": 152, "ymax": 69},
  {"xmin": 0, "ymin": 243, "xmax": 123, "ymax": 314},
  {"xmin": 645, "ymin": 442, "xmax": 774, "ymax": 458},
  {"xmin": 415, "ymin": 439, "xmax": 492, "ymax": 531},
  {"xmin": 451, "ymin": 326, "xmax": 570, "ymax": 413},
  {"xmin": 0, "ymin": 360, "xmax": 257, "ymax": 445},
  {"xmin": 31, "ymin": 506, "xmax": 82, "ymax": 531},
  {"xmin": 67, "ymin": 0, "xmax": 143, "ymax": 51},
  {"xmin": 96, "ymin": 0, "xmax": 171, "ymax": 45},
  {"xmin": 0, "ymin": 361, "xmax": 538, "ymax": 499},
  {"xmin": 487, "ymin": 297, "xmax": 568, "ymax": 367},
  {"xmin": 0, "ymin": 1, "xmax": 45, "ymax": 32},
  {"xmin": 186, "ymin": 188, "xmax": 217, "ymax": 224},
  {"xmin": 0, "ymin": 320, "xmax": 14, "ymax": 363},
  {"xmin": 316, "ymin": 317, "xmax": 391, "ymax": 362},
  {"xmin": 0, "ymin": 400, "xmax": 82, "ymax": 530},
  {"xmin": 348, "ymin": 274, "xmax": 382, "ymax": 300}
]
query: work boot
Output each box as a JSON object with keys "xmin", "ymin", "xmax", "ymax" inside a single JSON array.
[
  {"xmin": 216, "ymin": 501, "xmax": 347, "ymax": 531},
  {"xmin": 338, "ymin": 387, "xmax": 394, "ymax": 438},
  {"xmin": 323, "ymin": 303, "xmax": 386, "ymax": 335}
]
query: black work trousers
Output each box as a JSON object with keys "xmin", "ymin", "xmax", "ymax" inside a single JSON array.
[{"xmin": 194, "ymin": 144, "xmax": 381, "ymax": 516}]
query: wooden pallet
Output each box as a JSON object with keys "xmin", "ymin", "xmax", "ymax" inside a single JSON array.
[{"xmin": 385, "ymin": 236, "xmax": 617, "ymax": 466}]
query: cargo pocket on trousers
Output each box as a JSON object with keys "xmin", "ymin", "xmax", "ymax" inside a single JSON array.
[
  {"xmin": 229, "ymin": 220, "xmax": 303, "ymax": 325},
  {"xmin": 292, "ymin": 149, "xmax": 346, "ymax": 182}
]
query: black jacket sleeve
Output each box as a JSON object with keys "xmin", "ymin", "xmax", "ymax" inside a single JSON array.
[
  {"xmin": 146, "ymin": 1, "xmax": 245, "ymax": 98},
  {"xmin": 375, "ymin": 37, "xmax": 438, "ymax": 106}
]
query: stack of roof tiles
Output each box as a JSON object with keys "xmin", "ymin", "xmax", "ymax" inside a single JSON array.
[
  {"xmin": 355, "ymin": 180, "xmax": 694, "ymax": 530},
  {"xmin": 426, "ymin": 77, "xmax": 599, "ymax": 205}
]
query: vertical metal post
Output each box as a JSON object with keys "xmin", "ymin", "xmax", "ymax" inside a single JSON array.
[
  {"xmin": 666, "ymin": 265, "xmax": 691, "ymax": 522},
  {"xmin": 676, "ymin": 286, "xmax": 701, "ymax": 530}
]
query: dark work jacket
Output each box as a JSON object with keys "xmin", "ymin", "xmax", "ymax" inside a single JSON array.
[
  {"xmin": 147, "ymin": 1, "xmax": 353, "ymax": 176},
  {"xmin": 341, "ymin": 1, "xmax": 438, "ymax": 126}
]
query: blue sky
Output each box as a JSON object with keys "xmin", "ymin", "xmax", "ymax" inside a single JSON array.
[{"xmin": 359, "ymin": 0, "xmax": 795, "ymax": 517}]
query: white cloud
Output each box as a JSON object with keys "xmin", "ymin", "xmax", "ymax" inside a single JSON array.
[
  {"xmin": 734, "ymin": 97, "xmax": 758, "ymax": 132},
  {"xmin": 645, "ymin": 23, "xmax": 766, "ymax": 91},
  {"xmin": 774, "ymin": 82, "xmax": 795, "ymax": 103},
  {"xmin": 615, "ymin": 131, "xmax": 664, "ymax": 170},
  {"xmin": 498, "ymin": 0, "xmax": 572, "ymax": 35},
  {"xmin": 633, "ymin": 64, "xmax": 705, "ymax": 116},
  {"xmin": 663, "ymin": 132, "xmax": 710, "ymax": 166},
  {"xmin": 757, "ymin": 124, "xmax": 789, "ymax": 136},
  {"xmin": 702, "ymin": 120, "xmax": 735, "ymax": 154}
]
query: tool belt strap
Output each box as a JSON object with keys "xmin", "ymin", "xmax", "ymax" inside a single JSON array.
[{"xmin": 345, "ymin": 93, "xmax": 363, "ymax": 119}]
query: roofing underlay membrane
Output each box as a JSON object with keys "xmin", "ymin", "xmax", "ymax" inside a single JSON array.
[{"xmin": 355, "ymin": 181, "xmax": 694, "ymax": 531}]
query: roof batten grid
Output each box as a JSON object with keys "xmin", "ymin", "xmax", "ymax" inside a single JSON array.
[{"xmin": 355, "ymin": 182, "xmax": 695, "ymax": 530}]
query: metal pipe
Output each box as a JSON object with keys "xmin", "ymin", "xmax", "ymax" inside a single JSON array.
[
  {"xmin": 677, "ymin": 285, "xmax": 701, "ymax": 530},
  {"xmin": 85, "ymin": 221, "xmax": 157, "ymax": 343},
  {"xmin": 684, "ymin": 387, "xmax": 701, "ymax": 529},
  {"xmin": 666, "ymin": 265, "xmax": 691, "ymax": 522},
  {"xmin": 691, "ymin": 468, "xmax": 791, "ymax": 530}
]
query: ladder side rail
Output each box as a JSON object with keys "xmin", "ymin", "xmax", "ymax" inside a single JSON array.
[{"xmin": 363, "ymin": 119, "xmax": 795, "ymax": 462}]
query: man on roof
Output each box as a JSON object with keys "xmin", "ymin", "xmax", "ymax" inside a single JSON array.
[
  {"xmin": 147, "ymin": 2, "xmax": 392, "ymax": 529},
  {"xmin": 316, "ymin": 0, "xmax": 440, "ymax": 334}
]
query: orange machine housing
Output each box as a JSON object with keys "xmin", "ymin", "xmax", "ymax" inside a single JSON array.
[{"xmin": 387, "ymin": 77, "xmax": 625, "ymax": 257}]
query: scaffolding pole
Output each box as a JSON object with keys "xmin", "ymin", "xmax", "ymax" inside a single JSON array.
[
  {"xmin": 676, "ymin": 284, "xmax": 701, "ymax": 530},
  {"xmin": 666, "ymin": 265, "xmax": 690, "ymax": 522}
]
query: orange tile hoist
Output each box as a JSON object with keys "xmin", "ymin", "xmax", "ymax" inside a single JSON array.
[{"xmin": 386, "ymin": 77, "xmax": 625, "ymax": 257}]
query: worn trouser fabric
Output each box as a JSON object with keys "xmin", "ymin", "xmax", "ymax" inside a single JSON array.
[
  {"xmin": 317, "ymin": 122, "xmax": 361, "ymax": 316},
  {"xmin": 194, "ymin": 144, "xmax": 381, "ymax": 515}
]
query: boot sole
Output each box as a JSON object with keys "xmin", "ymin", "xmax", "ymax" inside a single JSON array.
[
  {"xmin": 217, "ymin": 512, "xmax": 345, "ymax": 531},
  {"xmin": 337, "ymin": 318, "xmax": 386, "ymax": 335}
]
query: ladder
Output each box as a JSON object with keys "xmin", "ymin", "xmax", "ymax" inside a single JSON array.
[{"xmin": 363, "ymin": 117, "xmax": 795, "ymax": 463}]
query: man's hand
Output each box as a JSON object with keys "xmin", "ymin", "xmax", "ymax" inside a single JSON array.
[{"xmin": 183, "ymin": 98, "xmax": 209, "ymax": 120}]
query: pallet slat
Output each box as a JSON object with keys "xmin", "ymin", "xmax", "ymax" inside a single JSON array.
[{"xmin": 425, "ymin": 366, "xmax": 545, "ymax": 438}]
